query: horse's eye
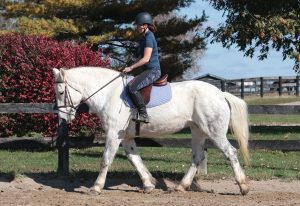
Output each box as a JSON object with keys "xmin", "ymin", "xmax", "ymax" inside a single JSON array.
[{"xmin": 59, "ymin": 91, "xmax": 64, "ymax": 95}]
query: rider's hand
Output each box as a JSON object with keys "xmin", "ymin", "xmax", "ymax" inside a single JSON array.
[{"xmin": 122, "ymin": 66, "xmax": 133, "ymax": 74}]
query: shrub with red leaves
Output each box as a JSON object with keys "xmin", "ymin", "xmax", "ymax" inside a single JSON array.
[{"xmin": 0, "ymin": 34, "xmax": 109, "ymax": 137}]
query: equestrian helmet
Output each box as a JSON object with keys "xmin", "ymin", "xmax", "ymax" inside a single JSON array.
[{"xmin": 134, "ymin": 12, "xmax": 153, "ymax": 25}]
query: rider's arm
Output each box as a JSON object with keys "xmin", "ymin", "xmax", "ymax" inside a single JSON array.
[{"xmin": 122, "ymin": 47, "xmax": 152, "ymax": 73}]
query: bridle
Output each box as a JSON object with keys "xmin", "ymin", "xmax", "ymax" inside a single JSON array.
[
  {"xmin": 54, "ymin": 72, "xmax": 125, "ymax": 115},
  {"xmin": 55, "ymin": 81, "xmax": 78, "ymax": 108}
]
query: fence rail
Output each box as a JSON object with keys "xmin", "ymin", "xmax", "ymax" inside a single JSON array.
[
  {"xmin": 199, "ymin": 75, "xmax": 300, "ymax": 98},
  {"xmin": 0, "ymin": 103, "xmax": 58, "ymax": 113},
  {"xmin": 2, "ymin": 103, "xmax": 300, "ymax": 115},
  {"xmin": 248, "ymin": 105, "xmax": 300, "ymax": 114},
  {"xmin": 1, "ymin": 103, "xmax": 300, "ymax": 174},
  {"xmin": 0, "ymin": 136, "xmax": 299, "ymax": 152}
]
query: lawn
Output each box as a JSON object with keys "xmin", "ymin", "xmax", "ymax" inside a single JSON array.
[
  {"xmin": 0, "ymin": 147, "xmax": 299, "ymax": 181},
  {"xmin": 245, "ymin": 96, "xmax": 300, "ymax": 105},
  {"xmin": 249, "ymin": 114, "xmax": 300, "ymax": 125}
]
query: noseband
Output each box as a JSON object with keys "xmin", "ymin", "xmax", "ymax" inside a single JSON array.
[{"xmin": 53, "ymin": 81, "xmax": 81, "ymax": 116}]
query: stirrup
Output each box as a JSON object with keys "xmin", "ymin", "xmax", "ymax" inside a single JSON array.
[{"xmin": 132, "ymin": 112, "xmax": 149, "ymax": 124}]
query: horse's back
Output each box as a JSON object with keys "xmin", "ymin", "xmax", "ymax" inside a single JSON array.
[
  {"xmin": 170, "ymin": 80, "xmax": 226, "ymax": 106},
  {"xmin": 171, "ymin": 80, "xmax": 231, "ymax": 125}
]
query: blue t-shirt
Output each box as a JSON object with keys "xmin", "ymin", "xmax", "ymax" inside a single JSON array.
[{"xmin": 138, "ymin": 31, "xmax": 160, "ymax": 70}]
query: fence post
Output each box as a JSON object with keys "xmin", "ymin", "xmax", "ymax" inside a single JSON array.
[
  {"xmin": 194, "ymin": 148, "xmax": 208, "ymax": 185},
  {"xmin": 221, "ymin": 80, "xmax": 226, "ymax": 92},
  {"xmin": 296, "ymin": 76, "xmax": 299, "ymax": 97},
  {"xmin": 198, "ymin": 149, "xmax": 207, "ymax": 175},
  {"xmin": 241, "ymin": 79, "xmax": 245, "ymax": 99},
  {"xmin": 279, "ymin": 76, "xmax": 282, "ymax": 96},
  {"xmin": 260, "ymin": 77, "xmax": 264, "ymax": 97},
  {"xmin": 57, "ymin": 118, "xmax": 69, "ymax": 175}
]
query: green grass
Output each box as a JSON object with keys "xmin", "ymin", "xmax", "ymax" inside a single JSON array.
[
  {"xmin": 250, "ymin": 114, "xmax": 300, "ymax": 125},
  {"xmin": 245, "ymin": 150, "xmax": 300, "ymax": 180},
  {"xmin": 0, "ymin": 150, "xmax": 58, "ymax": 174},
  {"xmin": 0, "ymin": 147, "xmax": 299, "ymax": 181},
  {"xmin": 245, "ymin": 96, "xmax": 300, "ymax": 105},
  {"xmin": 245, "ymin": 96, "xmax": 300, "ymax": 129}
]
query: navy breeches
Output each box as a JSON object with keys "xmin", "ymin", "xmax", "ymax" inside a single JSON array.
[{"xmin": 128, "ymin": 69, "xmax": 161, "ymax": 94}]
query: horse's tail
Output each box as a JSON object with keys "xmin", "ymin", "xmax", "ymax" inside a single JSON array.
[{"xmin": 223, "ymin": 92, "xmax": 250, "ymax": 165}]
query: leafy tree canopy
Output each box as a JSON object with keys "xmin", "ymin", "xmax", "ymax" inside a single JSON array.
[
  {"xmin": 0, "ymin": 0, "xmax": 207, "ymax": 80},
  {"xmin": 205, "ymin": 0, "xmax": 300, "ymax": 72}
]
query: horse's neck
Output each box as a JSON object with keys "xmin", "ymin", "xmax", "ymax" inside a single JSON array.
[
  {"xmin": 66, "ymin": 67, "xmax": 120, "ymax": 90},
  {"xmin": 66, "ymin": 67, "xmax": 122, "ymax": 108}
]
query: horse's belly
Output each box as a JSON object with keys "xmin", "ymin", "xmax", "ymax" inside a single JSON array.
[{"xmin": 140, "ymin": 112, "xmax": 192, "ymax": 137}]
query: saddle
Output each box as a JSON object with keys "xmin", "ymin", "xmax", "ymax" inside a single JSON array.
[{"xmin": 139, "ymin": 74, "xmax": 168, "ymax": 104}]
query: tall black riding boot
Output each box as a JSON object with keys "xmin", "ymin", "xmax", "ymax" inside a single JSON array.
[{"xmin": 130, "ymin": 91, "xmax": 150, "ymax": 123}]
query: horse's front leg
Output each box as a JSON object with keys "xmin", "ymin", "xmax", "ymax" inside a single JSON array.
[
  {"xmin": 122, "ymin": 138, "xmax": 156, "ymax": 193},
  {"xmin": 90, "ymin": 130, "xmax": 122, "ymax": 194}
]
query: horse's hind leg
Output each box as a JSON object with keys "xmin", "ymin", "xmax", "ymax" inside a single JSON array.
[
  {"xmin": 212, "ymin": 135, "xmax": 250, "ymax": 195},
  {"xmin": 122, "ymin": 138, "xmax": 156, "ymax": 193},
  {"xmin": 176, "ymin": 126, "xmax": 206, "ymax": 192}
]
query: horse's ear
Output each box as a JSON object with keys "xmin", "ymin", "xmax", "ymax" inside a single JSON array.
[{"xmin": 53, "ymin": 68, "xmax": 63, "ymax": 82}]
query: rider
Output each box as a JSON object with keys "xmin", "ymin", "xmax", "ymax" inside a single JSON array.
[{"xmin": 122, "ymin": 12, "xmax": 161, "ymax": 123}]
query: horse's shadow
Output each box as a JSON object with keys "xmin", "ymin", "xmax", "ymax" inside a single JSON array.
[
  {"xmin": 73, "ymin": 152, "xmax": 182, "ymax": 163},
  {"xmin": 20, "ymin": 171, "xmax": 171, "ymax": 193},
  {"xmin": 0, "ymin": 171, "xmax": 241, "ymax": 196},
  {"xmin": 0, "ymin": 172, "xmax": 13, "ymax": 183}
]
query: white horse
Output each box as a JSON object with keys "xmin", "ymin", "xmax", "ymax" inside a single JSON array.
[{"xmin": 53, "ymin": 67, "xmax": 250, "ymax": 195}]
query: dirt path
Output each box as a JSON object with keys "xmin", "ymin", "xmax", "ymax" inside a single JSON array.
[{"xmin": 0, "ymin": 176, "xmax": 299, "ymax": 206}]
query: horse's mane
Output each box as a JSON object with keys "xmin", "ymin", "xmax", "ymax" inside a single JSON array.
[{"xmin": 63, "ymin": 66, "xmax": 120, "ymax": 80}]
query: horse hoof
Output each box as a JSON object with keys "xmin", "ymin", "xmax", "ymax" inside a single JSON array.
[
  {"xmin": 88, "ymin": 189, "xmax": 101, "ymax": 196},
  {"xmin": 239, "ymin": 183, "xmax": 250, "ymax": 195},
  {"xmin": 89, "ymin": 186, "xmax": 101, "ymax": 196},
  {"xmin": 174, "ymin": 185, "xmax": 187, "ymax": 193},
  {"xmin": 144, "ymin": 185, "xmax": 155, "ymax": 193}
]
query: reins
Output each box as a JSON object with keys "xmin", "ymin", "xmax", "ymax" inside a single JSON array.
[
  {"xmin": 74, "ymin": 72, "xmax": 125, "ymax": 110},
  {"xmin": 55, "ymin": 72, "xmax": 125, "ymax": 115}
]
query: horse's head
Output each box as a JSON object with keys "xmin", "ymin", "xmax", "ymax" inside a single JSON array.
[{"xmin": 53, "ymin": 68, "xmax": 83, "ymax": 123}]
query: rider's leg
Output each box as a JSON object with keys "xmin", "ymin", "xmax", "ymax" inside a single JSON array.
[
  {"xmin": 128, "ymin": 69, "xmax": 161, "ymax": 123},
  {"xmin": 129, "ymin": 90, "xmax": 149, "ymax": 123}
]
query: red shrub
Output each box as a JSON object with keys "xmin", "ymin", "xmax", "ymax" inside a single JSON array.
[{"xmin": 0, "ymin": 34, "xmax": 110, "ymax": 137}]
